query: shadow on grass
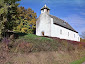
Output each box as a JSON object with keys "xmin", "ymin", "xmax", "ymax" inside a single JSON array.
[{"xmin": 2, "ymin": 32, "xmax": 28, "ymax": 39}]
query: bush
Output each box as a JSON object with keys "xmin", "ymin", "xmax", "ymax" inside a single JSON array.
[{"xmin": 80, "ymin": 38, "xmax": 85, "ymax": 43}]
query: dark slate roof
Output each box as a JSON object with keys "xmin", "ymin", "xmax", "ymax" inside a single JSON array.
[
  {"xmin": 49, "ymin": 15, "xmax": 78, "ymax": 33},
  {"xmin": 41, "ymin": 5, "xmax": 50, "ymax": 10}
]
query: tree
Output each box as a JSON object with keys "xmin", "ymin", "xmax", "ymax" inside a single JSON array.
[
  {"xmin": 14, "ymin": 7, "xmax": 37, "ymax": 34},
  {"xmin": 0, "ymin": 0, "xmax": 20, "ymax": 38},
  {"xmin": 0, "ymin": 0, "xmax": 6, "ymax": 38}
]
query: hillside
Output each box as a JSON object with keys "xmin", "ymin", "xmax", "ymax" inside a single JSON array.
[{"xmin": 0, "ymin": 34, "xmax": 85, "ymax": 64}]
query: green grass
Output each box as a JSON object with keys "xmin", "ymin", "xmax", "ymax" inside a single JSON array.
[
  {"xmin": 70, "ymin": 57, "xmax": 85, "ymax": 64},
  {"xmin": 15, "ymin": 34, "xmax": 75, "ymax": 52},
  {"xmin": 0, "ymin": 34, "xmax": 78, "ymax": 53},
  {"xmin": 13, "ymin": 34, "xmax": 59, "ymax": 52},
  {"xmin": 1, "ymin": 34, "xmax": 85, "ymax": 64},
  {"xmin": 18, "ymin": 34, "xmax": 53, "ymax": 44}
]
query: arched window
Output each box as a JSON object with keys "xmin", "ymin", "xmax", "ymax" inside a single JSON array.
[
  {"xmin": 74, "ymin": 34, "xmax": 75, "ymax": 38},
  {"xmin": 68, "ymin": 32, "xmax": 69, "ymax": 36},
  {"xmin": 60, "ymin": 30, "xmax": 62, "ymax": 34}
]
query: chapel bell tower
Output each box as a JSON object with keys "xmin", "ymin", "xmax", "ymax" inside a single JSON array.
[{"xmin": 41, "ymin": 4, "xmax": 50, "ymax": 14}]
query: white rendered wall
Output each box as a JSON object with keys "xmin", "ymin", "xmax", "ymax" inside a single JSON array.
[
  {"xmin": 50, "ymin": 18, "xmax": 80, "ymax": 41},
  {"xmin": 36, "ymin": 13, "xmax": 80, "ymax": 41},
  {"xmin": 36, "ymin": 13, "xmax": 51, "ymax": 36}
]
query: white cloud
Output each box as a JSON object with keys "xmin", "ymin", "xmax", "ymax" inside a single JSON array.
[{"xmin": 61, "ymin": 14, "xmax": 85, "ymax": 34}]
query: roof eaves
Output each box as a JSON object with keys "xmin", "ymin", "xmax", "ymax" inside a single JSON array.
[
  {"xmin": 49, "ymin": 14, "xmax": 78, "ymax": 33},
  {"xmin": 54, "ymin": 23, "xmax": 78, "ymax": 33}
]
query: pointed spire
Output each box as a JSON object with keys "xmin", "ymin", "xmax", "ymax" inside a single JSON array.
[
  {"xmin": 41, "ymin": 4, "xmax": 50, "ymax": 14},
  {"xmin": 41, "ymin": 4, "xmax": 50, "ymax": 10},
  {"xmin": 45, "ymin": 4, "xmax": 46, "ymax": 7}
]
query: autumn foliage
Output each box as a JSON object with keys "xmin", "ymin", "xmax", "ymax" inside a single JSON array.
[{"xmin": 14, "ymin": 7, "xmax": 37, "ymax": 34}]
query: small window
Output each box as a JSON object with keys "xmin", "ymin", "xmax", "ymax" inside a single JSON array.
[
  {"xmin": 47, "ymin": 10, "xmax": 48, "ymax": 12},
  {"xmin": 60, "ymin": 30, "xmax": 62, "ymax": 34},
  {"xmin": 68, "ymin": 32, "xmax": 69, "ymax": 36},
  {"xmin": 74, "ymin": 34, "xmax": 75, "ymax": 38}
]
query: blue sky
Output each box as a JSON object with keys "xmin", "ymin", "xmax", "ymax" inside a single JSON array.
[{"xmin": 18, "ymin": 0, "xmax": 85, "ymax": 35}]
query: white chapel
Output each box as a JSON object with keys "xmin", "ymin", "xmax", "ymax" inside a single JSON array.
[{"xmin": 36, "ymin": 4, "xmax": 80, "ymax": 41}]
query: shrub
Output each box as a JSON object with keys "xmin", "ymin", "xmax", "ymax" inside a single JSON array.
[{"xmin": 80, "ymin": 38, "xmax": 85, "ymax": 43}]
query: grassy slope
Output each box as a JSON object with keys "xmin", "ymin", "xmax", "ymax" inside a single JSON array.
[
  {"xmin": 70, "ymin": 57, "xmax": 85, "ymax": 64},
  {"xmin": 16, "ymin": 34, "xmax": 58, "ymax": 52},
  {"xmin": 0, "ymin": 34, "xmax": 85, "ymax": 64},
  {"xmin": 15, "ymin": 34, "xmax": 85, "ymax": 64},
  {"xmin": 1, "ymin": 50, "xmax": 85, "ymax": 64}
]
